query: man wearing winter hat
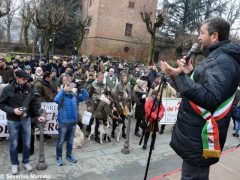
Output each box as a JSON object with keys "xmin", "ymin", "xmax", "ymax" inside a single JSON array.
[{"xmin": 0, "ymin": 70, "xmax": 46, "ymax": 175}]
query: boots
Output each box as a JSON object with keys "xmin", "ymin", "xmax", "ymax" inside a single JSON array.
[
  {"xmin": 122, "ymin": 127, "xmax": 126, "ymax": 139},
  {"xmin": 142, "ymin": 144, "xmax": 147, "ymax": 150},
  {"xmin": 111, "ymin": 130, "xmax": 115, "ymax": 138},
  {"xmin": 142, "ymin": 132, "xmax": 150, "ymax": 150}
]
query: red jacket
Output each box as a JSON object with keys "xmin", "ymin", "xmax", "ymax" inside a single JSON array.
[{"xmin": 144, "ymin": 97, "xmax": 165, "ymax": 125}]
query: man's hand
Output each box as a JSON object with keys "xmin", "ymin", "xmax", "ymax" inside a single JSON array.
[
  {"xmin": 177, "ymin": 58, "xmax": 194, "ymax": 74},
  {"xmin": 38, "ymin": 116, "xmax": 46, "ymax": 123},
  {"xmin": 14, "ymin": 108, "xmax": 23, "ymax": 116},
  {"xmin": 160, "ymin": 59, "xmax": 194, "ymax": 78},
  {"xmin": 64, "ymin": 83, "xmax": 72, "ymax": 93}
]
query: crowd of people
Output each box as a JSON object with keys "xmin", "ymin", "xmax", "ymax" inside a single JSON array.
[
  {"xmin": 0, "ymin": 53, "xmax": 175, "ymax": 174},
  {"xmin": 0, "ymin": 17, "xmax": 239, "ymax": 180}
]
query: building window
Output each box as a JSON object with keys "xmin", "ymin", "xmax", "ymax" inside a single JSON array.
[
  {"xmin": 128, "ymin": 1, "xmax": 135, "ymax": 9},
  {"xmin": 125, "ymin": 23, "xmax": 133, "ymax": 36},
  {"xmin": 124, "ymin": 47, "xmax": 129, "ymax": 53}
]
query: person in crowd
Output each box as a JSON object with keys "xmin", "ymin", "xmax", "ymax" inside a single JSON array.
[
  {"xmin": 50, "ymin": 68, "xmax": 60, "ymax": 93},
  {"xmin": 24, "ymin": 65, "xmax": 34, "ymax": 81},
  {"xmin": 33, "ymin": 67, "xmax": 43, "ymax": 84},
  {"xmin": 113, "ymin": 73, "xmax": 132, "ymax": 113},
  {"xmin": 54, "ymin": 80, "xmax": 89, "ymax": 166},
  {"xmin": 84, "ymin": 72, "xmax": 97, "ymax": 136},
  {"xmin": 35, "ymin": 71, "xmax": 56, "ymax": 102},
  {"xmin": 73, "ymin": 67, "xmax": 87, "ymax": 83},
  {"xmin": 72, "ymin": 47, "xmax": 78, "ymax": 63},
  {"xmin": 142, "ymin": 90, "xmax": 165, "ymax": 150},
  {"xmin": 149, "ymin": 74, "xmax": 177, "ymax": 134},
  {"xmin": 104, "ymin": 68, "xmax": 118, "ymax": 91},
  {"xmin": 0, "ymin": 70, "xmax": 46, "ymax": 175},
  {"xmin": 232, "ymin": 100, "xmax": 240, "ymax": 138},
  {"xmin": 232, "ymin": 84, "xmax": 240, "ymax": 137},
  {"xmin": 11, "ymin": 59, "xmax": 20, "ymax": 70},
  {"xmin": 0, "ymin": 57, "xmax": 14, "ymax": 84},
  {"xmin": 93, "ymin": 89, "xmax": 117, "ymax": 143},
  {"xmin": 147, "ymin": 64, "xmax": 158, "ymax": 92},
  {"xmin": 160, "ymin": 17, "xmax": 240, "ymax": 179},
  {"xmin": 86, "ymin": 65, "xmax": 97, "ymax": 80},
  {"xmin": 133, "ymin": 76, "xmax": 148, "ymax": 137},
  {"xmin": 35, "ymin": 71, "xmax": 56, "ymax": 140},
  {"xmin": 111, "ymin": 91, "xmax": 129, "ymax": 139}
]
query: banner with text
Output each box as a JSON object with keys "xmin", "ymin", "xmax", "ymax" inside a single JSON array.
[
  {"xmin": 160, "ymin": 98, "xmax": 181, "ymax": 124},
  {"xmin": 0, "ymin": 99, "xmax": 182, "ymax": 137},
  {"xmin": 0, "ymin": 102, "xmax": 59, "ymax": 137}
]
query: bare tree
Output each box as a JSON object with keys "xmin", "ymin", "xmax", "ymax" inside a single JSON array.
[
  {"xmin": 2, "ymin": 0, "xmax": 20, "ymax": 43},
  {"xmin": 0, "ymin": 0, "xmax": 10, "ymax": 18},
  {"xmin": 226, "ymin": 0, "xmax": 240, "ymax": 27},
  {"xmin": 21, "ymin": 2, "xmax": 33, "ymax": 53},
  {"xmin": 32, "ymin": 0, "xmax": 74, "ymax": 59},
  {"xmin": 141, "ymin": 8, "xmax": 165, "ymax": 65},
  {"xmin": 76, "ymin": 16, "xmax": 91, "ymax": 50}
]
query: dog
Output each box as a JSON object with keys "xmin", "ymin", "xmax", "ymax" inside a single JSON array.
[
  {"xmin": 115, "ymin": 120, "xmax": 123, "ymax": 142},
  {"xmin": 88, "ymin": 119, "xmax": 112, "ymax": 144},
  {"xmin": 73, "ymin": 125, "xmax": 84, "ymax": 149}
]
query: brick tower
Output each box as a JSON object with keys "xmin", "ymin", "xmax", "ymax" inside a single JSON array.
[{"xmin": 81, "ymin": 0, "xmax": 157, "ymax": 61}]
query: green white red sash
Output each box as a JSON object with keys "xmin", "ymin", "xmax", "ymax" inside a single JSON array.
[{"xmin": 190, "ymin": 72, "xmax": 235, "ymax": 159}]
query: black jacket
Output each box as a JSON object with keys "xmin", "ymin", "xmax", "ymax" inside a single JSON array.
[
  {"xmin": 170, "ymin": 41, "xmax": 240, "ymax": 167},
  {"xmin": 0, "ymin": 81, "xmax": 41, "ymax": 121}
]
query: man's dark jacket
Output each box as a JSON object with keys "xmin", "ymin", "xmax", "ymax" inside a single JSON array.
[
  {"xmin": 0, "ymin": 81, "xmax": 41, "ymax": 121},
  {"xmin": 171, "ymin": 40, "xmax": 240, "ymax": 167}
]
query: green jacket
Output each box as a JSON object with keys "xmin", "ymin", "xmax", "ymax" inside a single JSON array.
[{"xmin": 34, "ymin": 80, "xmax": 55, "ymax": 102}]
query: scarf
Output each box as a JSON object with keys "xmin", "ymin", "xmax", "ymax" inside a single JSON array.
[{"xmin": 189, "ymin": 72, "xmax": 235, "ymax": 159}]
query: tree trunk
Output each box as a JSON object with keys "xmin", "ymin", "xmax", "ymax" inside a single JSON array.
[
  {"xmin": 32, "ymin": 38, "xmax": 36, "ymax": 55},
  {"xmin": 19, "ymin": 24, "xmax": 23, "ymax": 43},
  {"xmin": 44, "ymin": 33, "xmax": 51, "ymax": 60},
  {"xmin": 7, "ymin": 24, "xmax": 11, "ymax": 44},
  {"xmin": 23, "ymin": 26, "xmax": 30, "ymax": 53},
  {"xmin": 77, "ymin": 31, "xmax": 84, "ymax": 50},
  {"xmin": 148, "ymin": 33, "xmax": 155, "ymax": 65}
]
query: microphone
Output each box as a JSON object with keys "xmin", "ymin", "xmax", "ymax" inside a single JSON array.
[{"xmin": 184, "ymin": 43, "xmax": 200, "ymax": 63}]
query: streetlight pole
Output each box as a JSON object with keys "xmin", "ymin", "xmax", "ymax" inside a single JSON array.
[{"xmin": 52, "ymin": 32, "xmax": 56, "ymax": 57}]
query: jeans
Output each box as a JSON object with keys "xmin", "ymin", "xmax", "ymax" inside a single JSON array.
[
  {"xmin": 236, "ymin": 121, "xmax": 240, "ymax": 135},
  {"xmin": 7, "ymin": 119, "xmax": 31, "ymax": 165},
  {"xmin": 56, "ymin": 123, "xmax": 77, "ymax": 159},
  {"xmin": 181, "ymin": 161, "xmax": 209, "ymax": 180}
]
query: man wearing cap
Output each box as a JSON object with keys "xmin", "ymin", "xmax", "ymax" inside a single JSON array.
[{"xmin": 0, "ymin": 70, "xmax": 46, "ymax": 175}]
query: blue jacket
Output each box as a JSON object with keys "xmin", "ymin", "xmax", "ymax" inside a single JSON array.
[{"xmin": 54, "ymin": 88, "xmax": 89, "ymax": 124}]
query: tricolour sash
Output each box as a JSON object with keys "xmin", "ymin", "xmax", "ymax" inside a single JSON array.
[{"xmin": 189, "ymin": 72, "xmax": 235, "ymax": 159}]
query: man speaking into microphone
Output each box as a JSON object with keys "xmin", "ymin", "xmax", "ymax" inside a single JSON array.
[{"xmin": 161, "ymin": 17, "xmax": 240, "ymax": 179}]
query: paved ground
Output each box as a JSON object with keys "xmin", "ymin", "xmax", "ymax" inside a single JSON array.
[{"xmin": 0, "ymin": 118, "xmax": 239, "ymax": 180}]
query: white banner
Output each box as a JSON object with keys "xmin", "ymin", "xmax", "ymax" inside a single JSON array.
[
  {"xmin": 0, "ymin": 99, "xmax": 182, "ymax": 137},
  {"xmin": 0, "ymin": 102, "xmax": 59, "ymax": 137},
  {"xmin": 160, "ymin": 98, "xmax": 181, "ymax": 124}
]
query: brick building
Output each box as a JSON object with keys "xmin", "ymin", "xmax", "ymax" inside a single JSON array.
[{"xmin": 81, "ymin": 0, "xmax": 157, "ymax": 61}]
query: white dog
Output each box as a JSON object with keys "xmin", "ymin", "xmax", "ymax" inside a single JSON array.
[
  {"xmin": 88, "ymin": 120, "xmax": 111, "ymax": 144},
  {"xmin": 115, "ymin": 121, "xmax": 123, "ymax": 142},
  {"xmin": 73, "ymin": 125, "xmax": 84, "ymax": 149}
]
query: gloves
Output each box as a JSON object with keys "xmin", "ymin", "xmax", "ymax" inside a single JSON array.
[{"xmin": 142, "ymin": 94, "xmax": 147, "ymax": 99}]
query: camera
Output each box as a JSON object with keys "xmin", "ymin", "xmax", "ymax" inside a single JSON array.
[
  {"xmin": 76, "ymin": 81, "xmax": 85, "ymax": 92},
  {"xmin": 18, "ymin": 107, "xmax": 28, "ymax": 119}
]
